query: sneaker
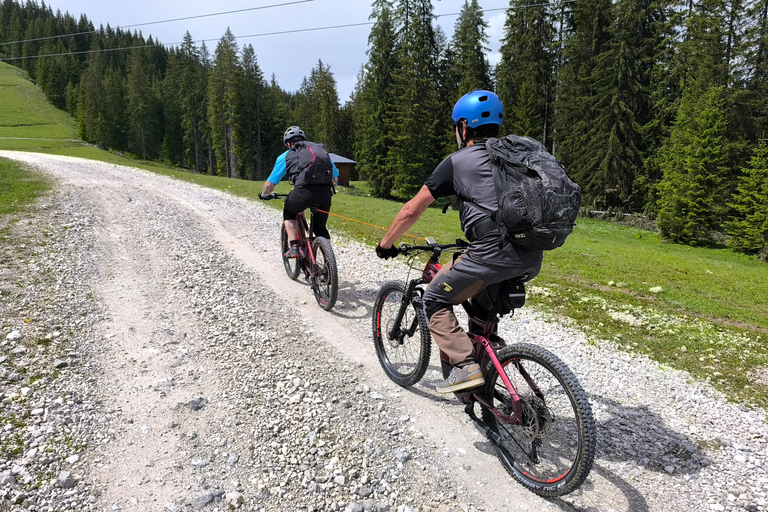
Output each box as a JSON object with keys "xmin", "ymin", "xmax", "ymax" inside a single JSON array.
[
  {"xmin": 284, "ymin": 245, "xmax": 300, "ymax": 258},
  {"xmin": 435, "ymin": 363, "xmax": 485, "ymax": 394}
]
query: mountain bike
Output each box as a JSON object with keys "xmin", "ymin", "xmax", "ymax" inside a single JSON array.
[
  {"xmin": 264, "ymin": 193, "xmax": 338, "ymax": 310},
  {"xmin": 372, "ymin": 238, "xmax": 596, "ymax": 497}
]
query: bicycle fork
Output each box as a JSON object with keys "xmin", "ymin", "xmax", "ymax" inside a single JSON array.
[{"xmin": 387, "ymin": 280, "xmax": 422, "ymax": 341}]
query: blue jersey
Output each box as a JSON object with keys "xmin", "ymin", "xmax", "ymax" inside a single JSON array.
[{"xmin": 267, "ymin": 149, "xmax": 339, "ymax": 185}]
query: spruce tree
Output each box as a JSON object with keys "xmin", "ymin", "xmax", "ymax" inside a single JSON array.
[
  {"xmin": 727, "ymin": 139, "xmax": 768, "ymax": 259},
  {"xmin": 178, "ymin": 33, "xmax": 209, "ymax": 173},
  {"xmin": 388, "ymin": 0, "xmax": 444, "ymax": 197},
  {"xmin": 126, "ymin": 47, "xmax": 161, "ymax": 159},
  {"xmin": 448, "ymin": 0, "xmax": 491, "ymax": 96},
  {"xmin": 552, "ymin": 0, "xmax": 612, "ymax": 174},
  {"xmin": 160, "ymin": 50, "xmax": 186, "ymax": 166},
  {"xmin": 208, "ymin": 29, "xmax": 240, "ymax": 178},
  {"xmin": 657, "ymin": 85, "xmax": 729, "ymax": 245},
  {"xmin": 496, "ymin": 0, "xmax": 555, "ymax": 143},
  {"xmin": 354, "ymin": 0, "xmax": 398, "ymax": 197},
  {"xmin": 236, "ymin": 44, "xmax": 266, "ymax": 180}
]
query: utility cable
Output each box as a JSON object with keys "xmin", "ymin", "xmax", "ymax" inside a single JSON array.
[
  {"xmin": 0, "ymin": 0, "xmax": 315, "ymax": 47},
  {"xmin": 0, "ymin": 2, "xmax": 576, "ymax": 61}
]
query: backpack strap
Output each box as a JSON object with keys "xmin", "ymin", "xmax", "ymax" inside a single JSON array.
[{"xmin": 455, "ymin": 195, "xmax": 508, "ymax": 249}]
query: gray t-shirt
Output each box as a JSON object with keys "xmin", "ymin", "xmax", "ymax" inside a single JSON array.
[{"xmin": 424, "ymin": 142, "xmax": 543, "ymax": 267}]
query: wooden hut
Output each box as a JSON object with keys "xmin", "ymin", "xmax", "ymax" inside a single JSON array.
[{"xmin": 329, "ymin": 153, "xmax": 356, "ymax": 187}]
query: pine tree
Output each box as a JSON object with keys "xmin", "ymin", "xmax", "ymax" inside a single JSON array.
[
  {"xmin": 388, "ymin": 0, "xmax": 445, "ymax": 196},
  {"xmin": 743, "ymin": 0, "xmax": 768, "ymax": 138},
  {"xmin": 208, "ymin": 29, "xmax": 240, "ymax": 178},
  {"xmin": 178, "ymin": 33, "xmax": 209, "ymax": 173},
  {"xmin": 726, "ymin": 139, "xmax": 768, "ymax": 259},
  {"xmin": 236, "ymin": 44, "xmax": 266, "ymax": 180},
  {"xmin": 160, "ymin": 50, "xmax": 186, "ymax": 166},
  {"xmin": 552, "ymin": 0, "xmax": 612, "ymax": 174},
  {"xmin": 573, "ymin": 0, "xmax": 670, "ymax": 210},
  {"xmin": 657, "ymin": 85, "xmax": 729, "ymax": 245},
  {"xmin": 354, "ymin": 0, "xmax": 398, "ymax": 197},
  {"xmin": 296, "ymin": 60, "xmax": 340, "ymax": 151},
  {"xmin": 496, "ymin": 0, "xmax": 555, "ymax": 143},
  {"xmin": 449, "ymin": 0, "xmax": 491, "ymax": 96},
  {"xmin": 126, "ymin": 47, "xmax": 162, "ymax": 159}
]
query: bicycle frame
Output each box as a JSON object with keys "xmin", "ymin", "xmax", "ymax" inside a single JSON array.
[
  {"xmin": 394, "ymin": 243, "xmax": 532, "ymax": 427},
  {"xmin": 293, "ymin": 210, "xmax": 320, "ymax": 278}
]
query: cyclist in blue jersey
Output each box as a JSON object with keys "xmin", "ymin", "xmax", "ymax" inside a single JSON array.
[{"xmin": 259, "ymin": 126, "xmax": 339, "ymax": 258}]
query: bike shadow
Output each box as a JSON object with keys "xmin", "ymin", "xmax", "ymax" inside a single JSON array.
[
  {"xmin": 406, "ymin": 370, "xmax": 706, "ymax": 511},
  {"xmin": 587, "ymin": 394, "xmax": 710, "ymax": 476},
  {"xmin": 325, "ymin": 282, "xmax": 376, "ymax": 320}
]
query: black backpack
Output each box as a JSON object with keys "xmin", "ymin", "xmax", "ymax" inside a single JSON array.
[
  {"xmin": 288, "ymin": 141, "xmax": 334, "ymax": 187},
  {"xmin": 467, "ymin": 135, "xmax": 581, "ymax": 251}
]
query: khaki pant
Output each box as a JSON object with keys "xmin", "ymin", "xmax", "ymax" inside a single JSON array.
[{"xmin": 422, "ymin": 254, "xmax": 540, "ymax": 366}]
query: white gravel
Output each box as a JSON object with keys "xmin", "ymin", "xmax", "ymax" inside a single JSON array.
[{"xmin": 0, "ymin": 151, "xmax": 766, "ymax": 512}]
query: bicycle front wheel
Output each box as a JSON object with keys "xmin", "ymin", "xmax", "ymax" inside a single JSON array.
[
  {"xmin": 481, "ymin": 343, "xmax": 596, "ymax": 497},
  {"xmin": 281, "ymin": 224, "xmax": 301, "ymax": 280},
  {"xmin": 372, "ymin": 282, "xmax": 431, "ymax": 386},
  {"xmin": 311, "ymin": 237, "xmax": 338, "ymax": 311}
]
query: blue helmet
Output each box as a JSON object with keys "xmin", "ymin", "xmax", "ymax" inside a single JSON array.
[{"xmin": 451, "ymin": 90, "xmax": 504, "ymax": 128}]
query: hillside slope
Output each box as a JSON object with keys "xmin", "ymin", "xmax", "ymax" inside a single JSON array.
[{"xmin": 0, "ymin": 61, "xmax": 78, "ymax": 149}]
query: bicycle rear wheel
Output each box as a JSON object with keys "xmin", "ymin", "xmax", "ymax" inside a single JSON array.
[
  {"xmin": 372, "ymin": 282, "xmax": 431, "ymax": 386},
  {"xmin": 311, "ymin": 237, "xmax": 338, "ymax": 310},
  {"xmin": 281, "ymin": 224, "xmax": 301, "ymax": 280},
  {"xmin": 481, "ymin": 343, "xmax": 595, "ymax": 497}
]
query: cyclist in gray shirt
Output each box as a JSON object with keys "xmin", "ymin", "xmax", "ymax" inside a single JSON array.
[{"xmin": 376, "ymin": 90, "xmax": 543, "ymax": 394}]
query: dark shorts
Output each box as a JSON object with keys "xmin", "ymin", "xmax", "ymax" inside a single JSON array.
[{"xmin": 283, "ymin": 186, "xmax": 333, "ymax": 239}]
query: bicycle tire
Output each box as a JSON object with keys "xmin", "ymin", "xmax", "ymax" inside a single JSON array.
[
  {"xmin": 281, "ymin": 224, "xmax": 301, "ymax": 280},
  {"xmin": 481, "ymin": 343, "xmax": 596, "ymax": 497},
  {"xmin": 311, "ymin": 237, "xmax": 338, "ymax": 311},
  {"xmin": 372, "ymin": 282, "xmax": 431, "ymax": 386}
]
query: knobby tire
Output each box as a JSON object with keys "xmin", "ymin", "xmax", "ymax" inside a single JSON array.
[
  {"xmin": 281, "ymin": 224, "xmax": 301, "ymax": 280},
  {"xmin": 372, "ymin": 282, "xmax": 431, "ymax": 387},
  {"xmin": 481, "ymin": 343, "xmax": 596, "ymax": 497},
  {"xmin": 311, "ymin": 237, "xmax": 338, "ymax": 311}
]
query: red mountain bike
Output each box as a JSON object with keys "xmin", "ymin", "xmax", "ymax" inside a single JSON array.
[
  {"xmin": 372, "ymin": 238, "xmax": 596, "ymax": 497},
  {"xmin": 266, "ymin": 193, "xmax": 338, "ymax": 310}
]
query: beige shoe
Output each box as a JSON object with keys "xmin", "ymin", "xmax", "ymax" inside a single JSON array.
[{"xmin": 435, "ymin": 363, "xmax": 485, "ymax": 394}]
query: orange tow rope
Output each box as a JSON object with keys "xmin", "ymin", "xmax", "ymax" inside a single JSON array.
[{"xmin": 315, "ymin": 209, "xmax": 426, "ymax": 241}]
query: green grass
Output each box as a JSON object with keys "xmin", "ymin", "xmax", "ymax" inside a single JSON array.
[
  {"xmin": 1, "ymin": 60, "xmax": 767, "ymax": 408},
  {"xmin": 0, "ymin": 157, "xmax": 50, "ymax": 215},
  {"xmin": 0, "ymin": 62, "xmax": 77, "ymax": 142}
]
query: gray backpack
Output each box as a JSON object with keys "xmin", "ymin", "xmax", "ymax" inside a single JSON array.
[
  {"xmin": 468, "ymin": 135, "xmax": 581, "ymax": 251},
  {"xmin": 287, "ymin": 141, "xmax": 334, "ymax": 187}
]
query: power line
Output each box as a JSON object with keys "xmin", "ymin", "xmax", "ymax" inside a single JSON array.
[
  {"xmin": 0, "ymin": 0, "xmax": 315, "ymax": 47},
  {"xmin": 0, "ymin": 3, "xmax": 576, "ymax": 62}
]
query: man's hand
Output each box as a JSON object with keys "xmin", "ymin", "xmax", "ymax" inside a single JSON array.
[
  {"xmin": 258, "ymin": 193, "xmax": 272, "ymax": 200},
  {"xmin": 376, "ymin": 244, "xmax": 400, "ymax": 259}
]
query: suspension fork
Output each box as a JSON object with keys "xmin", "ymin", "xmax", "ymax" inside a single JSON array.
[{"xmin": 387, "ymin": 279, "xmax": 422, "ymax": 340}]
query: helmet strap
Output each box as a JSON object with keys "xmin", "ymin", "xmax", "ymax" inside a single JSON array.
[{"xmin": 456, "ymin": 121, "xmax": 468, "ymax": 149}]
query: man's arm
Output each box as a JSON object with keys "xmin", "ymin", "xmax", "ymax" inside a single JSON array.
[
  {"xmin": 380, "ymin": 185, "xmax": 436, "ymax": 248},
  {"xmin": 261, "ymin": 152, "xmax": 289, "ymax": 196},
  {"xmin": 260, "ymin": 181, "xmax": 276, "ymax": 197}
]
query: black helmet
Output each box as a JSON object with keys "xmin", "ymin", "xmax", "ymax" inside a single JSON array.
[{"xmin": 283, "ymin": 125, "xmax": 305, "ymax": 144}]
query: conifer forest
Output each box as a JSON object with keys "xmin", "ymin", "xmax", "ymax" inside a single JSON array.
[{"xmin": 1, "ymin": 0, "xmax": 767, "ymax": 258}]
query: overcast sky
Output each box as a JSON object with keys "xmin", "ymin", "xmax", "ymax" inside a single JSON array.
[{"xmin": 43, "ymin": 0, "xmax": 507, "ymax": 101}]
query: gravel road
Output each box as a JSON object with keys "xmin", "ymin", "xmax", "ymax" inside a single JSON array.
[{"xmin": 0, "ymin": 151, "xmax": 766, "ymax": 512}]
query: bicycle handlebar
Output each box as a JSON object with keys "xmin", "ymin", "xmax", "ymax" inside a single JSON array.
[
  {"xmin": 260, "ymin": 192, "xmax": 289, "ymax": 200},
  {"xmin": 397, "ymin": 237, "xmax": 468, "ymax": 255}
]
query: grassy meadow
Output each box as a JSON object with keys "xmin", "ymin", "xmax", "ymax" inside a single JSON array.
[{"xmin": 1, "ymin": 61, "xmax": 767, "ymax": 409}]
